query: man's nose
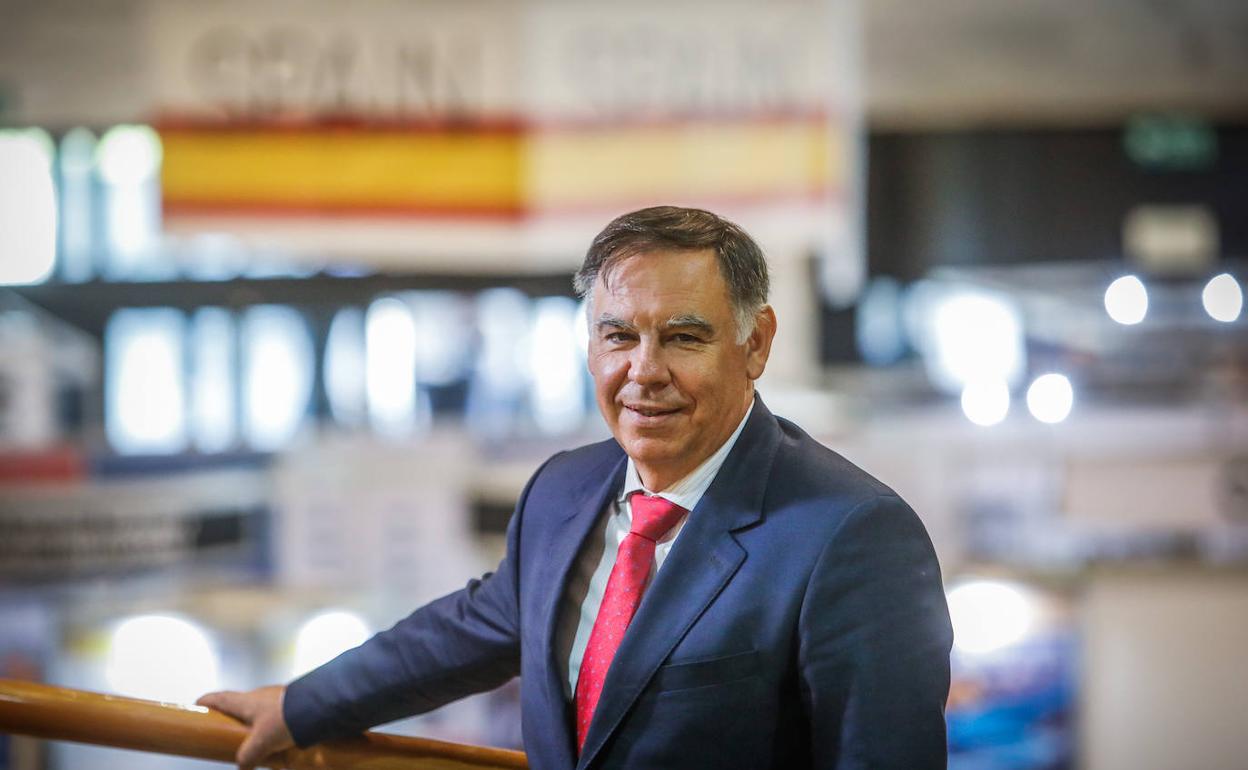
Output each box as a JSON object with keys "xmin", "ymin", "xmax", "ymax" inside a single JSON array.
[{"xmin": 628, "ymin": 339, "xmax": 670, "ymax": 388}]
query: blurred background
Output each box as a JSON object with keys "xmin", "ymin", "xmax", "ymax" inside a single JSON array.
[{"xmin": 1, "ymin": 0, "xmax": 1246, "ymax": 768}]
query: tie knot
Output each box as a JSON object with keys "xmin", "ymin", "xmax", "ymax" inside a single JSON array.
[{"xmin": 628, "ymin": 493, "xmax": 687, "ymax": 541}]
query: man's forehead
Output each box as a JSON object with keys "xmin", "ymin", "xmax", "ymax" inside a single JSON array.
[{"xmin": 595, "ymin": 247, "xmax": 719, "ymax": 286}]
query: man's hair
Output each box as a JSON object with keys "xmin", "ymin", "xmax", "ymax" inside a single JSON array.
[{"xmin": 573, "ymin": 206, "xmax": 770, "ymax": 343}]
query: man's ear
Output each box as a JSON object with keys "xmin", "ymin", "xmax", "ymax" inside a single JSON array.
[{"xmin": 745, "ymin": 306, "xmax": 777, "ymax": 381}]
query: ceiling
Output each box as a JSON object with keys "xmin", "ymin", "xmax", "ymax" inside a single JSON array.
[
  {"xmin": 865, "ymin": 0, "xmax": 1248, "ymax": 127},
  {"xmin": 2, "ymin": 0, "xmax": 1247, "ymax": 129}
]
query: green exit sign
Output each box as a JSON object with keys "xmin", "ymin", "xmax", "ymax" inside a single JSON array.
[{"xmin": 1125, "ymin": 115, "xmax": 1218, "ymax": 171}]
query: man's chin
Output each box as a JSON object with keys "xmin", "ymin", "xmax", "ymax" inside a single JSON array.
[{"xmin": 618, "ymin": 435, "xmax": 680, "ymax": 464}]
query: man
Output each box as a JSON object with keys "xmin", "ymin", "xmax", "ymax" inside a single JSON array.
[{"xmin": 200, "ymin": 206, "xmax": 953, "ymax": 769}]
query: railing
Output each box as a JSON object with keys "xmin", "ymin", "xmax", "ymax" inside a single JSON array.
[{"xmin": 0, "ymin": 678, "xmax": 528, "ymax": 770}]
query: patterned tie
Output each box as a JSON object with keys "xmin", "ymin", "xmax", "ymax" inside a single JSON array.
[{"xmin": 574, "ymin": 492, "xmax": 687, "ymax": 752}]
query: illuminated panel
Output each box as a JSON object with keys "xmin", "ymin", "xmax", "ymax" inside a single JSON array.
[
  {"xmin": 105, "ymin": 308, "xmax": 188, "ymax": 454},
  {"xmin": 189, "ymin": 307, "xmax": 237, "ymax": 452},
  {"xmin": 365, "ymin": 297, "xmax": 421, "ymax": 436},
  {"xmin": 324, "ymin": 307, "xmax": 367, "ymax": 427},
  {"xmin": 241, "ymin": 305, "xmax": 315, "ymax": 450},
  {"xmin": 529, "ymin": 296, "xmax": 586, "ymax": 434},
  {"xmin": 0, "ymin": 129, "xmax": 58, "ymax": 285}
]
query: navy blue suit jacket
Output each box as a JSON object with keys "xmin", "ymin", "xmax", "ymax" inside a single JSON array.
[{"xmin": 284, "ymin": 397, "xmax": 953, "ymax": 769}]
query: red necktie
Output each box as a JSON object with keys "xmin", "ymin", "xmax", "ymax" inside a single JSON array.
[{"xmin": 574, "ymin": 492, "xmax": 687, "ymax": 752}]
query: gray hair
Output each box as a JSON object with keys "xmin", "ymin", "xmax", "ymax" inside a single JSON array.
[{"xmin": 573, "ymin": 206, "xmax": 770, "ymax": 344}]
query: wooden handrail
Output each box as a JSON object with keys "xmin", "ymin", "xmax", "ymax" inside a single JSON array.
[{"xmin": 0, "ymin": 679, "xmax": 527, "ymax": 770}]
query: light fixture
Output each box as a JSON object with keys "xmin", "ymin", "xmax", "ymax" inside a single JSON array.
[
  {"xmin": 292, "ymin": 610, "xmax": 371, "ymax": 678},
  {"xmin": 925, "ymin": 289, "xmax": 1024, "ymax": 394},
  {"xmin": 96, "ymin": 125, "xmax": 162, "ymax": 186},
  {"xmin": 947, "ymin": 579, "xmax": 1038, "ymax": 656},
  {"xmin": 105, "ymin": 309, "xmax": 188, "ymax": 454},
  {"xmin": 365, "ymin": 297, "xmax": 419, "ymax": 437},
  {"xmin": 1026, "ymin": 373, "xmax": 1073, "ymax": 424},
  {"xmin": 242, "ymin": 305, "xmax": 315, "ymax": 450},
  {"xmin": 960, "ymin": 378, "xmax": 1010, "ymax": 427},
  {"xmin": 1202, "ymin": 273, "xmax": 1242, "ymax": 323},
  {"xmin": 105, "ymin": 614, "xmax": 220, "ymax": 703},
  {"xmin": 1104, "ymin": 275, "xmax": 1148, "ymax": 325}
]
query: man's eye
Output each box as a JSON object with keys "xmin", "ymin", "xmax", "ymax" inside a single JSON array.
[
  {"xmin": 605, "ymin": 332, "xmax": 633, "ymax": 343},
  {"xmin": 671, "ymin": 334, "xmax": 703, "ymax": 344}
]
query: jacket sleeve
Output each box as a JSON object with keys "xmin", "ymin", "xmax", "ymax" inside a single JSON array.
[
  {"xmin": 798, "ymin": 493, "xmax": 953, "ymax": 769},
  {"xmin": 282, "ymin": 454, "xmax": 557, "ymax": 746}
]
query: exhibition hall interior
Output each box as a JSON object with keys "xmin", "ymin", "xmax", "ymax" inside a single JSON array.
[{"xmin": 1, "ymin": 1, "xmax": 1246, "ymax": 768}]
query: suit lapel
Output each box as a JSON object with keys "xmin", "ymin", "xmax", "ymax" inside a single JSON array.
[
  {"xmin": 576, "ymin": 399, "xmax": 782, "ymax": 769},
  {"xmin": 534, "ymin": 449, "xmax": 627, "ymax": 770}
]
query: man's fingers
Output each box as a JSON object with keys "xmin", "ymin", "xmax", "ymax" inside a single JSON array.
[
  {"xmin": 196, "ymin": 691, "xmax": 254, "ymax": 723},
  {"xmin": 197, "ymin": 685, "xmax": 292, "ymax": 769},
  {"xmin": 236, "ymin": 730, "xmax": 266, "ymax": 770},
  {"xmin": 235, "ymin": 719, "xmax": 290, "ymax": 770}
]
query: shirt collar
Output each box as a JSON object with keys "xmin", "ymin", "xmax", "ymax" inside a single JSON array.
[{"xmin": 619, "ymin": 399, "xmax": 755, "ymax": 512}]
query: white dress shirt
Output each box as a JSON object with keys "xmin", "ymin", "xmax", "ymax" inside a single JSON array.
[{"xmin": 556, "ymin": 401, "xmax": 755, "ymax": 699}]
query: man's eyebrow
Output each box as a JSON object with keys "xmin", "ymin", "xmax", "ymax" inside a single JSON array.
[
  {"xmin": 594, "ymin": 315, "xmax": 636, "ymax": 332},
  {"xmin": 663, "ymin": 314, "xmax": 715, "ymax": 334}
]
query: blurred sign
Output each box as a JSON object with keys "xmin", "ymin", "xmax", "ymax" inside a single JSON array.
[
  {"xmin": 149, "ymin": 0, "xmax": 862, "ymax": 290},
  {"xmin": 1124, "ymin": 115, "xmax": 1217, "ymax": 171},
  {"xmin": 150, "ymin": 0, "xmax": 833, "ymax": 123}
]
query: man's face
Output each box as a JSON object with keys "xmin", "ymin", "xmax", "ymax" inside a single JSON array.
[{"xmin": 588, "ymin": 249, "xmax": 775, "ymax": 492}]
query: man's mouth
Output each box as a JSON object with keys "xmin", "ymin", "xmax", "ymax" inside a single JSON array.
[{"xmin": 625, "ymin": 405, "xmax": 681, "ymax": 418}]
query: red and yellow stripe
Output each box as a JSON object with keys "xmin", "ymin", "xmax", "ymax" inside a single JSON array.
[{"xmin": 159, "ymin": 114, "xmax": 841, "ymax": 219}]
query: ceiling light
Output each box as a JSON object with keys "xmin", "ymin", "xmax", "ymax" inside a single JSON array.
[
  {"xmin": 960, "ymin": 378, "xmax": 1010, "ymax": 427},
  {"xmin": 1202, "ymin": 273, "xmax": 1242, "ymax": 323},
  {"xmin": 1026, "ymin": 373, "xmax": 1073, "ymax": 424},
  {"xmin": 1104, "ymin": 275, "xmax": 1147, "ymax": 325}
]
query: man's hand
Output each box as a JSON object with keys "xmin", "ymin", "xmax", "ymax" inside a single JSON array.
[{"xmin": 196, "ymin": 685, "xmax": 295, "ymax": 770}]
